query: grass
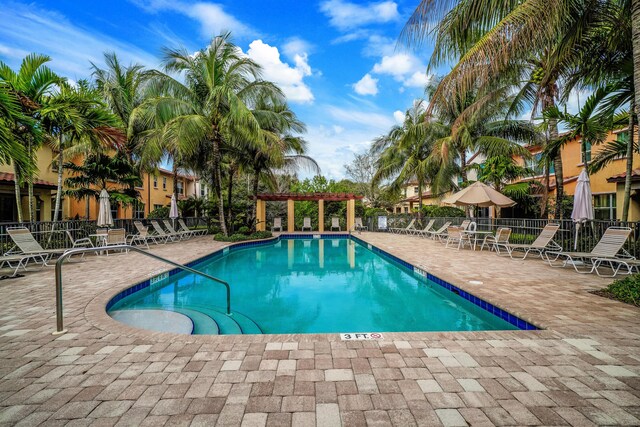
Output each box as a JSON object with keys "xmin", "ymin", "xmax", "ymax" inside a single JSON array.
[{"xmin": 593, "ymin": 274, "xmax": 640, "ymax": 307}]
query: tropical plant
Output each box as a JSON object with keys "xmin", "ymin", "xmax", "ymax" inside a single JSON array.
[
  {"xmin": 469, "ymin": 155, "xmax": 536, "ymax": 202},
  {"xmin": 0, "ymin": 53, "xmax": 61, "ymax": 222}
]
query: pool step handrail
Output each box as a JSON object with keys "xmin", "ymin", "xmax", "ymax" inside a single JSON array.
[{"xmin": 53, "ymin": 245, "xmax": 231, "ymax": 335}]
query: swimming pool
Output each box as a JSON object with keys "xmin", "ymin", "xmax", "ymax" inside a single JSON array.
[{"xmin": 108, "ymin": 237, "xmax": 531, "ymax": 334}]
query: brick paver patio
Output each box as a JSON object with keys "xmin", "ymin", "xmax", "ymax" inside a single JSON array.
[{"xmin": 0, "ymin": 232, "xmax": 639, "ymax": 426}]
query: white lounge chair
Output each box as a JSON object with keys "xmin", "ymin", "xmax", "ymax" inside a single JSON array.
[
  {"xmin": 330, "ymin": 217, "xmax": 341, "ymax": 231},
  {"xmin": 272, "ymin": 217, "xmax": 283, "ymax": 232},
  {"xmin": 426, "ymin": 221, "xmax": 452, "ymax": 240},
  {"xmin": 65, "ymin": 230, "xmax": 94, "ymax": 249},
  {"xmin": 390, "ymin": 218, "xmax": 416, "ymax": 234},
  {"xmin": 354, "ymin": 217, "xmax": 368, "ymax": 231},
  {"xmin": 163, "ymin": 219, "xmax": 193, "ymax": 239},
  {"xmin": 0, "ymin": 253, "xmax": 48, "ymax": 277},
  {"xmin": 302, "ymin": 217, "xmax": 312, "ymax": 231},
  {"xmin": 130, "ymin": 221, "xmax": 161, "ymax": 248},
  {"xmin": 412, "ymin": 219, "xmax": 435, "ymax": 237},
  {"xmin": 179, "ymin": 219, "xmax": 207, "ymax": 236},
  {"xmin": 545, "ymin": 227, "xmax": 632, "ymax": 274},
  {"xmin": 481, "ymin": 227, "xmax": 512, "ymax": 254},
  {"xmin": 150, "ymin": 220, "xmax": 180, "ymax": 242},
  {"xmin": 7, "ymin": 227, "xmax": 69, "ymax": 265},
  {"xmin": 593, "ymin": 257, "xmax": 640, "ymax": 277},
  {"xmin": 505, "ymin": 223, "xmax": 561, "ymax": 259}
]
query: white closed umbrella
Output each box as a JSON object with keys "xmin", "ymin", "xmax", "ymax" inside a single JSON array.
[
  {"xmin": 170, "ymin": 194, "xmax": 179, "ymax": 222},
  {"xmin": 571, "ymin": 168, "xmax": 594, "ymax": 249},
  {"xmin": 97, "ymin": 189, "xmax": 113, "ymax": 227}
]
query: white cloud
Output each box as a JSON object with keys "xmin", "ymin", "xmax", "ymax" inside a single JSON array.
[
  {"xmin": 246, "ymin": 40, "xmax": 314, "ymax": 104},
  {"xmin": 0, "ymin": 3, "xmax": 160, "ymax": 79},
  {"xmin": 132, "ymin": 0, "xmax": 254, "ymax": 38},
  {"xmin": 326, "ymin": 106, "xmax": 394, "ymax": 129},
  {"xmin": 353, "ymin": 74, "xmax": 379, "ymax": 96},
  {"xmin": 368, "ymin": 53, "xmax": 432, "ymax": 91},
  {"xmin": 320, "ymin": 0, "xmax": 400, "ymax": 30},
  {"xmin": 282, "ymin": 37, "xmax": 313, "ymax": 59},
  {"xmin": 393, "ymin": 110, "xmax": 405, "ymax": 123}
]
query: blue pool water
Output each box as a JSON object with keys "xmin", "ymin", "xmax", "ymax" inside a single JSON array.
[{"xmin": 108, "ymin": 238, "xmax": 518, "ymax": 334}]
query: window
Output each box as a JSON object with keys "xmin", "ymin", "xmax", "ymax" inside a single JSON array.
[
  {"xmin": 582, "ymin": 141, "xmax": 592, "ymax": 164},
  {"xmin": 133, "ymin": 201, "xmax": 145, "ymax": 219},
  {"xmin": 154, "ymin": 204, "xmax": 164, "ymax": 211},
  {"xmin": 153, "ymin": 176, "xmax": 158, "ymax": 188},
  {"xmin": 404, "ymin": 206, "xmax": 409, "ymax": 213},
  {"xmin": 200, "ymin": 185, "xmax": 206, "ymax": 197},
  {"xmin": 162, "ymin": 177, "xmax": 167, "ymax": 190},
  {"xmin": 110, "ymin": 202, "xmax": 119, "ymax": 220},
  {"xmin": 617, "ymin": 131, "xmax": 629, "ymax": 144},
  {"xmin": 413, "ymin": 186, "xmax": 418, "ymax": 194},
  {"xmin": 177, "ymin": 181, "xmax": 184, "ymax": 195},
  {"xmin": 593, "ymin": 193, "xmax": 616, "ymax": 220}
]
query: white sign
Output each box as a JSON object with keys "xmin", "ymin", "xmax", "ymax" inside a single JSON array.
[
  {"xmin": 377, "ymin": 216, "xmax": 387, "ymax": 230},
  {"xmin": 150, "ymin": 272, "xmax": 169, "ymax": 286},
  {"xmin": 340, "ymin": 332, "xmax": 384, "ymax": 340}
]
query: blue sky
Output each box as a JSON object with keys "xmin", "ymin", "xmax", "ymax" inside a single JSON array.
[{"xmin": 0, "ymin": 0, "xmax": 441, "ymax": 178}]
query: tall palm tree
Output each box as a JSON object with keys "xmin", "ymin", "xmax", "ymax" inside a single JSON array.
[
  {"xmin": 136, "ymin": 32, "xmax": 283, "ymax": 235},
  {"xmin": 0, "ymin": 82, "xmax": 28, "ymax": 167},
  {"xmin": 0, "ymin": 53, "xmax": 61, "ymax": 222}
]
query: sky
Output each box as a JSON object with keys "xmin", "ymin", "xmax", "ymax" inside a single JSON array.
[{"xmin": 0, "ymin": 0, "xmax": 442, "ymax": 179}]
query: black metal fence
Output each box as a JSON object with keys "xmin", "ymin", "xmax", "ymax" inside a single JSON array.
[
  {"xmin": 361, "ymin": 214, "xmax": 640, "ymax": 259},
  {"xmin": 0, "ymin": 217, "xmax": 211, "ymax": 255}
]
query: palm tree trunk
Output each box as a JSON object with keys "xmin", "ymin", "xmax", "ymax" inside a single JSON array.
[
  {"xmin": 543, "ymin": 93, "xmax": 564, "ymax": 219},
  {"xmin": 227, "ymin": 165, "xmax": 235, "ymax": 231},
  {"xmin": 27, "ymin": 137, "xmax": 34, "ymax": 222},
  {"xmin": 85, "ymin": 196, "xmax": 90, "ymax": 219},
  {"xmin": 623, "ymin": 99, "xmax": 636, "ymax": 221},
  {"xmin": 53, "ymin": 138, "xmax": 63, "ymax": 222},
  {"xmin": 172, "ymin": 163, "xmax": 178, "ymax": 198},
  {"xmin": 12, "ymin": 163, "xmax": 23, "ymax": 223},
  {"xmin": 417, "ymin": 181, "xmax": 423, "ymax": 217},
  {"xmin": 633, "ymin": 0, "xmax": 640, "ymax": 129},
  {"xmin": 211, "ymin": 138, "xmax": 227, "ymax": 236},
  {"xmin": 251, "ymin": 172, "xmax": 260, "ymax": 230}
]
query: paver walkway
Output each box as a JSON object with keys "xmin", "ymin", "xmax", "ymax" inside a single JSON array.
[{"xmin": 0, "ymin": 232, "xmax": 639, "ymax": 426}]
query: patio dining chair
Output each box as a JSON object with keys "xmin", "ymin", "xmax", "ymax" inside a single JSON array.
[
  {"xmin": 104, "ymin": 228, "xmax": 128, "ymax": 255},
  {"xmin": 302, "ymin": 217, "xmax": 312, "ymax": 231},
  {"xmin": 330, "ymin": 217, "xmax": 341, "ymax": 231},
  {"xmin": 445, "ymin": 226, "xmax": 473, "ymax": 250},
  {"xmin": 272, "ymin": 217, "xmax": 283, "ymax": 232}
]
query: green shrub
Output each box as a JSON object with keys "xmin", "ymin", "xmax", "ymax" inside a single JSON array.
[
  {"xmin": 237, "ymin": 226, "xmax": 251, "ymax": 235},
  {"xmin": 214, "ymin": 231, "xmax": 273, "ymax": 242},
  {"xmin": 421, "ymin": 205, "xmax": 465, "ymax": 217},
  {"xmin": 598, "ymin": 275, "xmax": 640, "ymax": 307},
  {"xmin": 148, "ymin": 206, "xmax": 169, "ymax": 219}
]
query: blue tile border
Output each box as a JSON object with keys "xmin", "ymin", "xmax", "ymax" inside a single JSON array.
[{"xmin": 108, "ymin": 234, "xmax": 538, "ymax": 331}]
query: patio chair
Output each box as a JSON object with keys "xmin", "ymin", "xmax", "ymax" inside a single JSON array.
[
  {"xmin": 65, "ymin": 230, "xmax": 94, "ymax": 249},
  {"xmin": 425, "ymin": 221, "xmax": 452, "ymax": 240},
  {"xmin": 6, "ymin": 227, "xmax": 70, "ymax": 265},
  {"xmin": 504, "ymin": 223, "xmax": 561, "ymax": 259},
  {"xmin": 330, "ymin": 217, "xmax": 341, "ymax": 231},
  {"xmin": 272, "ymin": 217, "xmax": 283, "ymax": 232},
  {"xmin": 445, "ymin": 226, "xmax": 473, "ymax": 250},
  {"xmin": 129, "ymin": 221, "xmax": 161, "ymax": 248},
  {"xmin": 460, "ymin": 219, "xmax": 471, "ymax": 230},
  {"xmin": 413, "ymin": 219, "xmax": 435, "ymax": 237},
  {"xmin": 390, "ymin": 218, "xmax": 416, "ymax": 234},
  {"xmin": 545, "ymin": 226, "xmax": 633, "ymax": 274},
  {"xmin": 481, "ymin": 228, "xmax": 512, "ymax": 254},
  {"xmin": 179, "ymin": 219, "xmax": 207, "ymax": 236},
  {"xmin": 592, "ymin": 257, "xmax": 640, "ymax": 278},
  {"xmin": 163, "ymin": 220, "xmax": 193, "ymax": 239},
  {"xmin": 0, "ymin": 253, "xmax": 49, "ymax": 278},
  {"xmin": 354, "ymin": 217, "xmax": 368, "ymax": 231},
  {"xmin": 150, "ymin": 220, "xmax": 180, "ymax": 242},
  {"xmin": 302, "ymin": 217, "xmax": 312, "ymax": 231},
  {"xmin": 104, "ymin": 228, "xmax": 128, "ymax": 255}
]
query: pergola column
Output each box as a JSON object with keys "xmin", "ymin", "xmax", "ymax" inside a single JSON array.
[
  {"xmin": 256, "ymin": 199, "xmax": 266, "ymax": 231},
  {"xmin": 287, "ymin": 199, "xmax": 295, "ymax": 232},
  {"xmin": 346, "ymin": 198, "xmax": 355, "ymax": 231},
  {"xmin": 318, "ymin": 199, "xmax": 324, "ymax": 232}
]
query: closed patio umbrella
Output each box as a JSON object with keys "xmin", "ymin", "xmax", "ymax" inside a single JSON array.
[
  {"xmin": 170, "ymin": 194, "xmax": 179, "ymax": 226},
  {"xmin": 97, "ymin": 189, "xmax": 113, "ymax": 227},
  {"xmin": 443, "ymin": 182, "xmax": 516, "ymax": 208},
  {"xmin": 571, "ymin": 169, "xmax": 594, "ymax": 249}
]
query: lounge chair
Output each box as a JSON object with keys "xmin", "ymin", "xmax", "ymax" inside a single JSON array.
[
  {"xmin": 390, "ymin": 218, "xmax": 416, "ymax": 234},
  {"xmin": 130, "ymin": 222, "xmax": 161, "ymax": 248},
  {"xmin": 592, "ymin": 257, "xmax": 640, "ymax": 277},
  {"xmin": 104, "ymin": 228, "xmax": 128, "ymax": 255},
  {"xmin": 150, "ymin": 220, "xmax": 180, "ymax": 242},
  {"xmin": 481, "ymin": 227, "xmax": 512, "ymax": 254},
  {"xmin": 163, "ymin": 220, "xmax": 193, "ymax": 239},
  {"xmin": 504, "ymin": 223, "xmax": 561, "ymax": 259},
  {"xmin": 179, "ymin": 219, "xmax": 207, "ymax": 236},
  {"xmin": 0, "ymin": 253, "xmax": 48, "ymax": 277},
  {"xmin": 545, "ymin": 227, "xmax": 632, "ymax": 274},
  {"xmin": 7, "ymin": 227, "xmax": 69, "ymax": 265},
  {"xmin": 65, "ymin": 230, "xmax": 94, "ymax": 249},
  {"xmin": 413, "ymin": 219, "xmax": 435, "ymax": 237},
  {"xmin": 302, "ymin": 217, "xmax": 312, "ymax": 231},
  {"xmin": 445, "ymin": 226, "xmax": 473, "ymax": 250},
  {"xmin": 354, "ymin": 217, "xmax": 368, "ymax": 231},
  {"xmin": 272, "ymin": 217, "xmax": 283, "ymax": 232},
  {"xmin": 425, "ymin": 221, "xmax": 452, "ymax": 240},
  {"xmin": 330, "ymin": 217, "xmax": 341, "ymax": 231}
]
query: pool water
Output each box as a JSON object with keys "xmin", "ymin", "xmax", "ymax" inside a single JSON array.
[{"xmin": 109, "ymin": 238, "xmax": 517, "ymax": 334}]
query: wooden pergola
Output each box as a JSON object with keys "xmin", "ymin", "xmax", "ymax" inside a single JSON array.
[{"xmin": 255, "ymin": 192, "xmax": 364, "ymax": 232}]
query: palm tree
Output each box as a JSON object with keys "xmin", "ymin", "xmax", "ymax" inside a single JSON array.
[
  {"xmin": 0, "ymin": 53, "xmax": 61, "ymax": 222},
  {"xmin": 0, "ymin": 82, "xmax": 28, "ymax": 167},
  {"xmin": 372, "ymin": 100, "xmax": 445, "ymax": 214},
  {"xmin": 136, "ymin": 32, "xmax": 283, "ymax": 235},
  {"xmin": 40, "ymin": 80, "xmax": 125, "ymax": 222}
]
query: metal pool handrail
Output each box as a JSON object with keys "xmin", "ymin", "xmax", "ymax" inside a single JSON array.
[{"xmin": 54, "ymin": 245, "xmax": 231, "ymax": 334}]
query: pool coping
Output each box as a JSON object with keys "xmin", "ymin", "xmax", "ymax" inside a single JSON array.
[{"xmin": 98, "ymin": 234, "xmax": 538, "ymax": 338}]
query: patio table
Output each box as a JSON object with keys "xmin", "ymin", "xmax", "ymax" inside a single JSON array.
[{"xmin": 462, "ymin": 230, "xmax": 493, "ymax": 250}]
